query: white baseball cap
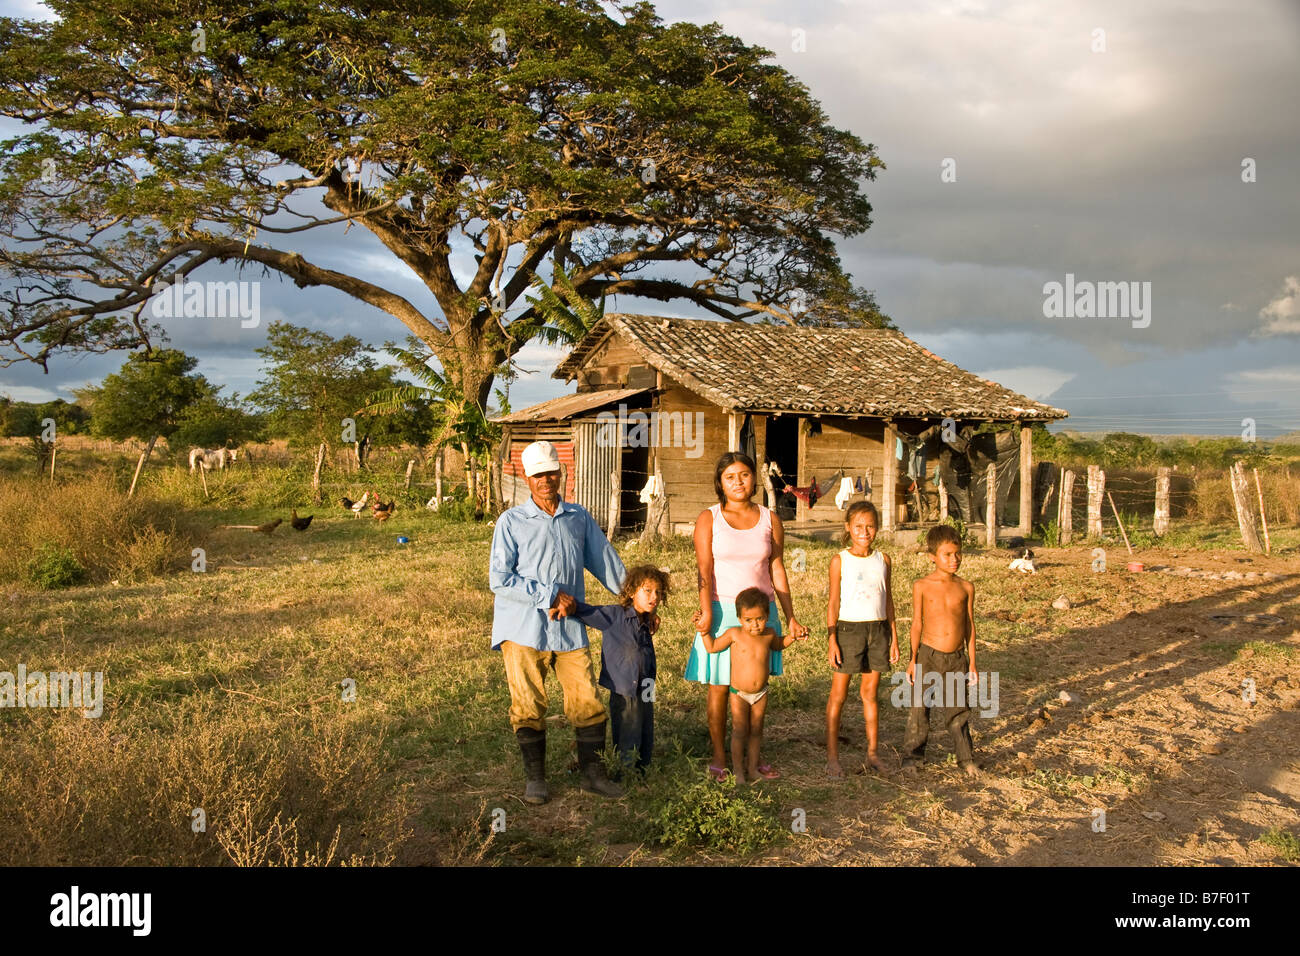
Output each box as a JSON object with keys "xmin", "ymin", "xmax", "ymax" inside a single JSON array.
[{"xmin": 521, "ymin": 440, "xmax": 562, "ymax": 476}]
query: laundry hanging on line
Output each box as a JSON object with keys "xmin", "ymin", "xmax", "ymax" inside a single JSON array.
[{"xmin": 834, "ymin": 476, "xmax": 855, "ymax": 510}]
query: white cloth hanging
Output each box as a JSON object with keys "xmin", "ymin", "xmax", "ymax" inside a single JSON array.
[
  {"xmin": 834, "ymin": 475, "xmax": 855, "ymax": 510},
  {"xmin": 638, "ymin": 475, "xmax": 663, "ymax": 503}
]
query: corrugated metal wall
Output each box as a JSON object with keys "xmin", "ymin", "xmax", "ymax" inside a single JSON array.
[{"xmin": 572, "ymin": 419, "xmax": 619, "ymax": 526}]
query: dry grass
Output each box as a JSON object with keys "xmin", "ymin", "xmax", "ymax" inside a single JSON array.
[{"xmin": 1, "ymin": 450, "xmax": 1297, "ymax": 866}]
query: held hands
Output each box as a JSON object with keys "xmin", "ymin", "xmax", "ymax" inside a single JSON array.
[
  {"xmin": 548, "ymin": 591, "xmax": 577, "ymax": 620},
  {"xmin": 693, "ymin": 606, "xmax": 712, "ymax": 636},
  {"xmin": 788, "ymin": 618, "xmax": 810, "ymax": 641}
]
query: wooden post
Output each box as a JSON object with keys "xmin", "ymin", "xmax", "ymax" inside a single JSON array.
[
  {"xmin": 1253, "ymin": 467, "xmax": 1271, "ymax": 555},
  {"xmin": 1060, "ymin": 470, "xmax": 1075, "ymax": 545},
  {"xmin": 761, "ymin": 464, "xmax": 777, "ymax": 511},
  {"xmin": 1018, "ymin": 424, "xmax": 1032, "ymax": 536},
  {"xmin": 1107, "ymin": 491, "xmax": 1134, "ymax": 555},
  {"xmin": 985, "ymin": 461, "xmax": 998, "ymax": 547},
  {"xmin": 881, "ymin": 422, "xmax": 897, "ymax": 532},
  {"xmin": 796, "ymin": 418, "xmax": 809, "ymax": 524},
  {"xmin": 48, "ymin": 443, "xmax": 57, "ymax": 482},
  {"xmin": 1154, "ymin": 466, "xmax": 1171, "ymax": 536},
  {"xmin": 433, "ymin": 447, "xmax": 444, "ymax": 510},
  {"xmin": 1229, "ymin": 461, "xmax": 1264, "ymax": 553},
  {"xmin": 404, "ymin": 459, "xmax": 415, "ymax": 489},
  {"xmin": 311, "ymin": 442, "xmax": 327, "ymax": 504},
  {"xmin": 727, "ymin": 411, "xmax": 741, "ymax": 452},
  {"xmin": 127, "ymin": 436, "xmax": 158, "ymax": 498},
  {"xmin": 1086, "ymin": 465, "xmax": 1105, "ymax": 538},
  {"xmin": 606, "ymin": 470, "xmax": 621, "ymax": 540},
  {"xmin": 937, "ymin": 473, "xmax": 948, "ymax": 521},
  {"xmin": 641, "ymin": 464, "xmax": 668, "ymax": 541}
]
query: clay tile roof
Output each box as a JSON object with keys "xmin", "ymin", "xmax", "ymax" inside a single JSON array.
[{"xmin": 554, "ymin": 314, "xmax": 1068, "ymax": 421}]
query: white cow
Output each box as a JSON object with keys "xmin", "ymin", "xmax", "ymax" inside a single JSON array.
[{"xmin": 189, "ymin": 447, "xmax": 239, "ymax": 472}]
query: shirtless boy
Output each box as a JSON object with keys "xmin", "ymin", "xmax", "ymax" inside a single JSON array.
[
  {"xmin": 702, "ymin": 587, "xmax": 798, "ymax": 782},
  {"xmin": 903, "ymin": 524, "xmax": 980, "ymax": 776}
]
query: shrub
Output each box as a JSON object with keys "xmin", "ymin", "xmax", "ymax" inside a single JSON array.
[
  {"xmin": 26, "ymin": 545, "xmax": 86, "ymax": 589},
  {"xmin": 652, "ymin": 777, "xmax": 782, "ymax": 854}
]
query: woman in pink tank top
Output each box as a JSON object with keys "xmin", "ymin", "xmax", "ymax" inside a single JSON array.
[{"xmin": 686, "ymin": 451, "xmax": 810, "ymax": 779}]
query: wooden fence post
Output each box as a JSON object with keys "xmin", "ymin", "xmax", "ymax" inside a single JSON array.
[
  {"xmin": 641, "ymin": 465, "xmax": 668, "ymax": 541},
  {"xmin": 762, "ymin": 464, "xmax": 776, "ymax": 511},
  {"xmin": 1018, "ymin": 424, "xmax": 1032, "ymax": 536},
  {"xmin": 606, "ymin": 470, "xmax": 621, "ymax": 541},
  {"xmin": 985, "ymin": 462, "xmax": 998, "ymax": 547},
  {"xmin": 1060, "ymin": 470, "xmax": 1075, "ymax": 545},
  {"xmin": 404, "ymin": 459, "xmax": 415, "ymax": 489},
  {"xmin": 433, "ymin": 448, "xmax": 444, "ymax": 510},
  {"xmin": 127, "ymin": 436, "xmax": 159, "ymax": 498},
  {"xmin": 1154, "ymin": 466, "xmax": 1170, "ymax": 536},
  {"xmin": 937, "ymin": 473, "xmax": 948, "ymax": 521},
  {"xmin": 1229, "ymin": 460, "xmax": 1264, "ymax": 553},
  {"xmin": 1086, "ymin": 464, "xmax": 1105, "ymax": 538},
  {"xmin": 1253, "ymin": 467, "xmax": 1271, "ymax": 555}
]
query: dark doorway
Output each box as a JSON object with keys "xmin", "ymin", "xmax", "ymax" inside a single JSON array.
[{"xmin": 764, "ymin": 415, "xmax": 799, "ymax": 521}]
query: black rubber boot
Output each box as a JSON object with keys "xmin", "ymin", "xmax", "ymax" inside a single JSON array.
[
  {"xmin": 516, "ymin": 727, "xmax": 548, "ymax": 805},
  {"xmin": 575, "ymin": 722, "xmax": 624, "ymax": 798}
]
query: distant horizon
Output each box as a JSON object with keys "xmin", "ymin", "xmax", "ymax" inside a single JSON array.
[{"xmin": 2, "ymin": 0, "xmax": 1297, "ymax": 438}]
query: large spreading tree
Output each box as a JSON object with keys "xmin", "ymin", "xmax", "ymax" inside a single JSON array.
[{"xmin": 0, "ymin": 0, "xmax": 887, "ymax": 411}]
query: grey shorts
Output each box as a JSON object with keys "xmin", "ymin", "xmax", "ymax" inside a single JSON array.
[{"xmin": 833, "ymin": 620, "xmax": 891, "ymax": 674}]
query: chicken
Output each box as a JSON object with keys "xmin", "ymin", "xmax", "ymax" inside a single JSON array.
[
  {"xmin": 290, "ymin": 508, "xmax": 313, "ymax": 531},
  {"xmin": 373, "ymin": 496, "xmax": 396, "ymax": 522},
  {"xmin": 339, "ymin": 491, "xmax": 370, "ymax": 517}
]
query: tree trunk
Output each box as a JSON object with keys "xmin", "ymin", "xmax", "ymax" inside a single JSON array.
[
  {"xmin": 128, "ymin": 435, "xmax": 159, "ymax": 498},
  {"xmin": 312, "ymin": 442, "xmax": 327, "ymax": 504}
]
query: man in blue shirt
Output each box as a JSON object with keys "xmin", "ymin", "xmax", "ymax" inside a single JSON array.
[{"xmin": 490, "ymin": 440, "xmax": 627, "ymax": 804}]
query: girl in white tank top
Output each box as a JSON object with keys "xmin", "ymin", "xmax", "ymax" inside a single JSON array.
[
  {"xmin": 825, "ymin": 500, "xmax": 899, "ymax": 777},
  {"xmin": 837, "ymin": 549, "xmax": 888, "ymax": 621}
]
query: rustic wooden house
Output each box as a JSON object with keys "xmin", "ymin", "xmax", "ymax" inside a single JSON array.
[{"xmin": 495, "ymin": 314, "xmax": 1068, "ymax": 536}]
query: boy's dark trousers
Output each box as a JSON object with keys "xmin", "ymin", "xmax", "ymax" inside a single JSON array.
[
  {"xmin": 902, "ymin": 644, "xmax": 976, "ymax": 766},
  {"xmin": 609, "ymin": 691, "xmax": 654, "ymax": 773}
]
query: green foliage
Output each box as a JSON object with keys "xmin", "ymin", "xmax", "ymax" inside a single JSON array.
[
  {"xmin": 0, "ymin": 0, "xmax": 888, "ymax": 404},
  {"xmin": 652, "ymin": 777, "xmax": 782, "ymax": 854},
  {"xmin": 89, "ymin": 349, "xmax": 209, "ymax": 443},
  {"xmin": 26, "ymin": 544, "xmax": 87, "ymax": 590},
  {"xmin": 1258, "ymin": 828, "xmax": 1300, "ymax": 862},
  {"xmin": 169, "ymin": 392, "xmax": 265, "ymax": 450},
  {"xmin": 249, "ymin": 323, "xmax": 431, "ymax": 450},
  {"xmin": 1035, "ymin": 519, "xmax": 1060, "ymax": 548},
  {"xmin": 939, "ymin": 514, "xmax": 973, "ymax": 547}
]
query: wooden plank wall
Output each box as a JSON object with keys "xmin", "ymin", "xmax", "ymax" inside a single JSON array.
[
  {"xmin": 577, "ymin": 336, "xmax": 649, "ymax": 390},
  {"xmin": 802, "ymin": 418, "xmax": 886, "ymax": 518},
  {"xmin": 654, "ymin": 380, "xmax": 727, "ymax": 525}
]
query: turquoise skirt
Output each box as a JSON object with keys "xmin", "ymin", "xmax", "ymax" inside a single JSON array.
[{"xmin": 684, "ymin": 599, "xmax": 785, "ymax": 686}]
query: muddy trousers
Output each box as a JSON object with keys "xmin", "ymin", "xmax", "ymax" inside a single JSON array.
[{"xmin": 902, "ymin": 644, "xmax": 976, "ymax": 765}]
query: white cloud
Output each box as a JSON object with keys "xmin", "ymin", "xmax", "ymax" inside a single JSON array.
[{"xmin": 1256, "ymin": 276, "xmax": 1300, "ymax": 336}]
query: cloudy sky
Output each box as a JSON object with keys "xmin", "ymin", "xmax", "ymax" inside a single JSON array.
[{"xmin": 2, "ymin": 0, "xmax": 1298, "ymax": 435}]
